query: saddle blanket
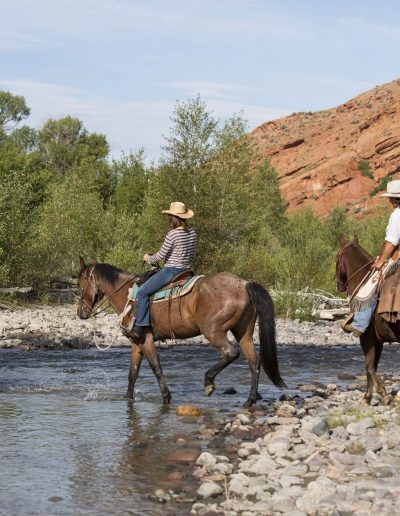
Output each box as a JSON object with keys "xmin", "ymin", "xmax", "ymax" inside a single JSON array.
[
  {"xmin": 377, "ymin": 269, "xmax": 400, "ymax": 323},
  {"xmin": 129, "ymin": 274, "xmax": 204, "ymax": 304}
]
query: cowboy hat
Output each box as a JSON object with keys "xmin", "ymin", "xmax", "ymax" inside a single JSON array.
[
  {"xmin": 161, "ymin": 201, "xmax": 194, "ymax": 219},
  {"xmin": 380, "ymin": 180, "xmax": 400, "ymax": 198}
]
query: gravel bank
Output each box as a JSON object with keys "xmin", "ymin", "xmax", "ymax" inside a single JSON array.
[
  {"xmin": 181, "ymin": 379, "xmax": 400, "ymax": 515},
  {"xmin": 0, "ymin": 305, "xmax": 359, "ymax": 350}
]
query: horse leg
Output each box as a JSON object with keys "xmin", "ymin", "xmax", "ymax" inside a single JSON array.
[
  {"xmin": 360, "ymin": 328, "xmax": 389, "ymax": 405},
  {"xmin": 139, "ymin": 331, "xmax": 172, "ymax": 405},
  {"xmin": 236, "ymin": 331, "xmax": 262, "ymax": 408},
  {"xmin": 202, "ymin": 330, "xmax": 240, "ymax": 397},
  {"xmin": 126, "ymin": 344, "xmax": 143, "ymax": 399},
  {"xmin": 372, "ymin": 337, "xmax": 390, "ymax": 404}
]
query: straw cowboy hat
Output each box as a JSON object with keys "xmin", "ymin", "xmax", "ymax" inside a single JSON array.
[
  {"xmin": 380, "ymin": 180, "xmax": 400, "ymax": 198},
  {"xmin": 161, "ymin": 201, "xmax": 194, "ymax": 219}
]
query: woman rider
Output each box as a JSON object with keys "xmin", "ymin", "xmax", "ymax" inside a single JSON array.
[{"xmin": 130, "ymin": 201, "xmax": 197, "ymax": 339}]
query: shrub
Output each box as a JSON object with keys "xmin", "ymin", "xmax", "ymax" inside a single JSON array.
[
  {"xmin": 370, "ymin": 176, "xmax": 391, "ymax": 196},
  {"xmin": 358, "ymin": 159, "xmax": 373, "ymax": 179}
]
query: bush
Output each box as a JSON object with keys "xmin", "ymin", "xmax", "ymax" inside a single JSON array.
[{"xmin": 358, "ymin": 159, "xmax": 373, "ymax": 179}]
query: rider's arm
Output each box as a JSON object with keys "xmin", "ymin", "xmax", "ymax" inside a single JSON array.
[
  {"xmin": 374, "ymin": 241, "xmax": 396, "ymax": 270},
  {"xmin": 375, "ymin": 208, "xmax": 400, "ymax": 269},
  {"xmin": 147, "ymin": 231, "xmax": 174, "ymax": 265}
]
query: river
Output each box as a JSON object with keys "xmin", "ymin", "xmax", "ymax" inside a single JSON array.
[{"xmin": 1, "ymin": 344, "xmax": 400, "ymax": 515}]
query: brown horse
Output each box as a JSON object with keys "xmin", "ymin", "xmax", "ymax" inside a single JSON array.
[
  {"xmin": 336, "ymin": 235, "xmax": 399, "ymax": 405},
  {"xmin": 77, "ymin": 258, "xmax": 286, "ymax": 406}
]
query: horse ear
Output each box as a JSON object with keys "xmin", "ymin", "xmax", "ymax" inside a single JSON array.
[
  {"xmin": 79, "ymin": 256, "xmax": 86, "ymax": 269},
  {"xmin": 352, "ymin": 235, "xmax": 359, "ymax": 245},
  {"xmin": 339, "ymin": 234, "xmax": 347, "ymax": 247}
]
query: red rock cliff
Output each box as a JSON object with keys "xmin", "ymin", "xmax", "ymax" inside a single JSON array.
[{"xmin": 251, "ymin": 79, "xmax": 400, "ymax": 217}]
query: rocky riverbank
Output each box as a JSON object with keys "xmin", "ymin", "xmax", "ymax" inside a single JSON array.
[
  {"xmin": 0, "ymin": 305, "xmax": 358, "ymax": 350},
  {"xmin": 177, "ymin": 379, "xmax": 400, "ymax": 515}
]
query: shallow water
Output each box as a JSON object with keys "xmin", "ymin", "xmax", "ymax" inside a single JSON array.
[{"xmin": 1, "ymin": 343, "xmax": 400, "ymax": 515}]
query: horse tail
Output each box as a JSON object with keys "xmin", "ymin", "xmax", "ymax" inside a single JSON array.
[{"xmin": 246, "ymin": 281, "xmax": 287, "ymax": 389}]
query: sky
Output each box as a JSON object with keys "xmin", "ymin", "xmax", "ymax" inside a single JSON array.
[{"xmin": 0, "ymin": 0, "xmax": 399, "ymax": 162}]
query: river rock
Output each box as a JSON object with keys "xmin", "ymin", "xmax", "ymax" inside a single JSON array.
[
  {"xmin": 196, "ymin": 452, "xmax": 217, "ymax": 469},
  {"xmin": 228, "ymin": 473, "xmax": 252, "ymax": 496},
  {"xmin": 176, "ymin": 404, "xmax": 202, "ymax": 416},
  {"xmin": 298, "ymin": 383, "xmax": 320, "ymax": 392},
  {"xmin": 347, "ymin": 417, "xmax": 375, "ymax": 435},
  {"xmin": 312, "ymin": 419, "xmax": 330, "ymax": 436},
  {"xmin": 303, "ymin": 451, "xmax": 326, "ymax": 472},
  {"xmin": 154, "ymin": 488, "xmax": 171, "ymax": 502},
  {"xmin": 213, "ymin": 462, "xmax": 233, "ymax": 475},
  {"xmin": 236, "ymin": 413, "xmax": 251, "ymax": 425},
  {"xmin": 267, "ymin": 435, "xmax": 291, "ymax": 455},
  {"xmin": 283, "ymin": 461, "xmax": 309, "ymax": 477},
  {"xmin": 270, "ymin": 493, "xmax": 297, "ymax": 512},
  {"xmin": 168, "ymin": 448, "xmax": 201, "ymax": 463},
  {"xmin": 197, "ymin": 481, "xmax": 223, "ymax": 498},
  {"xmin": 275, "ymin": 403, "xmax": 297, "ymax": 418},
  {"xmin": 329, "ymin": 450, "xmax": 365, "ymax": 466}
]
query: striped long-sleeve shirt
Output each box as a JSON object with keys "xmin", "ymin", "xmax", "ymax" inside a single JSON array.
[{"xmin": 148, "ymin": 227, "xmax": 197, "ymax": 268}]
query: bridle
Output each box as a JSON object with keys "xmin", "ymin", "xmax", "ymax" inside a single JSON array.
[
  {"xmin": 336, "ymin": 243, "xmax": 375, "ymax": 293},
  {"xmin": 79, "ymin": 265, "xmax": 105, "ymax": 316},
  {"xmin": 79, "ymin": 264, "xmax": 136, "ymax": 318}
]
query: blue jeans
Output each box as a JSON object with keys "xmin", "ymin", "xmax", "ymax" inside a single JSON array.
[
  {"xmin": 352, "ymin": 300, "xmax": 378, "ymax": 333},
  {"xmin": 135, "ymin": 267, "xmax": 187, "ymax": 326}
]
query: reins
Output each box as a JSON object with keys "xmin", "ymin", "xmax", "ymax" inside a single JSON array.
[
  {"xmin": 337, "ymin": 243, "xmax": 375, "ymax": 293},
  {"xmin": 79, "ymin": 265, "xmax": 137, "ymax": 351},
  {"xmin": 346, "ymin": 259, "xmax": 376, "ymax": 291}
]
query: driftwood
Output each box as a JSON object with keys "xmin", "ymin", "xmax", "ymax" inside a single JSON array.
[{"xmin": 271, "ymin": 287, "xmax": 348, "ymax": 320}]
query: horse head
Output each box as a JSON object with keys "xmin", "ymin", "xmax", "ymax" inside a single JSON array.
[
  {"xmin": 336, "ymin": 235, "xmax": 351, "ymax": 292},
  {"xmin": 335, "ymin": 235, "xmax": 372, "ymax": 294},
  {"xmin": 77, "ymin": 257, "xmax": 104, "ymax": 319}
]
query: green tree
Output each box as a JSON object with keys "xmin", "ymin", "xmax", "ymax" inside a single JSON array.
[
  {"xmin": 110, "ymin": 150, "xmax": 149, "ymax": 217},
  {"xmin": 0, "ymin": 91, "xmax": 30, "ymax": 134},
  {"xmin": 25, "ymin": 170, "xmax": 107, "ymax": 288},
  {"xmin": 0, "ymin": 141, "xmax": 43, "ymax": 285},
  {"xmin": 140, "ymin": 97, "xmax": 286, "ymax": 277}
]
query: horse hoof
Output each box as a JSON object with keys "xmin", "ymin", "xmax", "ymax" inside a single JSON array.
[
  {"xmin": 362, "ymin": 396, "xmax": 372, "ymax": 405},
  {"xmin": 243, "ymin": 400, "xmax": 253, "ymax": 408},
  {"xmin": 205, "ymin": 384, "xmax": 215, "ymax": 396}
]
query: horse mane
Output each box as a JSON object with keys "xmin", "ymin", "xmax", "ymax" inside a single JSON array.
[
  {"xmin": 93, "ymin": 263, "xmax": 137, "ymax": 287},
  {"xmin": 336, "ymin": 239, "xmax": 374, "ymax": 291}
]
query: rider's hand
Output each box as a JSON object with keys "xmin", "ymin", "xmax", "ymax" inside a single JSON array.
[
  {"xmin": 373, "ymin": 257, "xmax": 385, "ymax": 270},
  {"xmin": 143, "ymin": 253, "xmax": 150, "ymax": 263}
]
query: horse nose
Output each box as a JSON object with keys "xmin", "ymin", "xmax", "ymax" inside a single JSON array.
[{"xmin": 77, "ymin": 301, "xmax": 90, "ymax": 319}]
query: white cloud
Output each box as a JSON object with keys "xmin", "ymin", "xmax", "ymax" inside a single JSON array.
[
  {"xmin": 0, "ymin": 78, "xmax": 289, "ymax": 161},
  {"xmin": 0, "ymin": 30, "xmax": 48, "ymax": 50},
  {"xmin": 162, "ymin": 80, "xmax": 255, "ymax": 100}
]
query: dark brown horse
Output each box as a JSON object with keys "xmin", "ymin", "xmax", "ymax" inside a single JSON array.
[
  {"xmin": 336, "ymin": 235, "xmax": 399, "ymax": 405},
  {"xmin": 77, "ymin": 258, "xmax": 286, "ymax": 406}
]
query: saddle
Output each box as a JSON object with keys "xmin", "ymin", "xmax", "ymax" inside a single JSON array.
[{"xmin": 120, "ymin": 271, "xmax": 203, "ymax": 333}]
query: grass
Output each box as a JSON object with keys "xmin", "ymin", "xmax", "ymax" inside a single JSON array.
[
  {"xmin": 370, "ymin": 175, "xmax": 391, "ymax": 196},
  {"xmin": 358, "ymin": 159, "xmax": 373, "ymax": 179},
  {"xmin": 328, "ymin": 406, "xmax": 383, "ymax": 429}
]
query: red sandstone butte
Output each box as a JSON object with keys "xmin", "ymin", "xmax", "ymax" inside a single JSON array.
[{"xmin": 251, "ymin": 79, "xmax": 400, "ymax": 217}]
